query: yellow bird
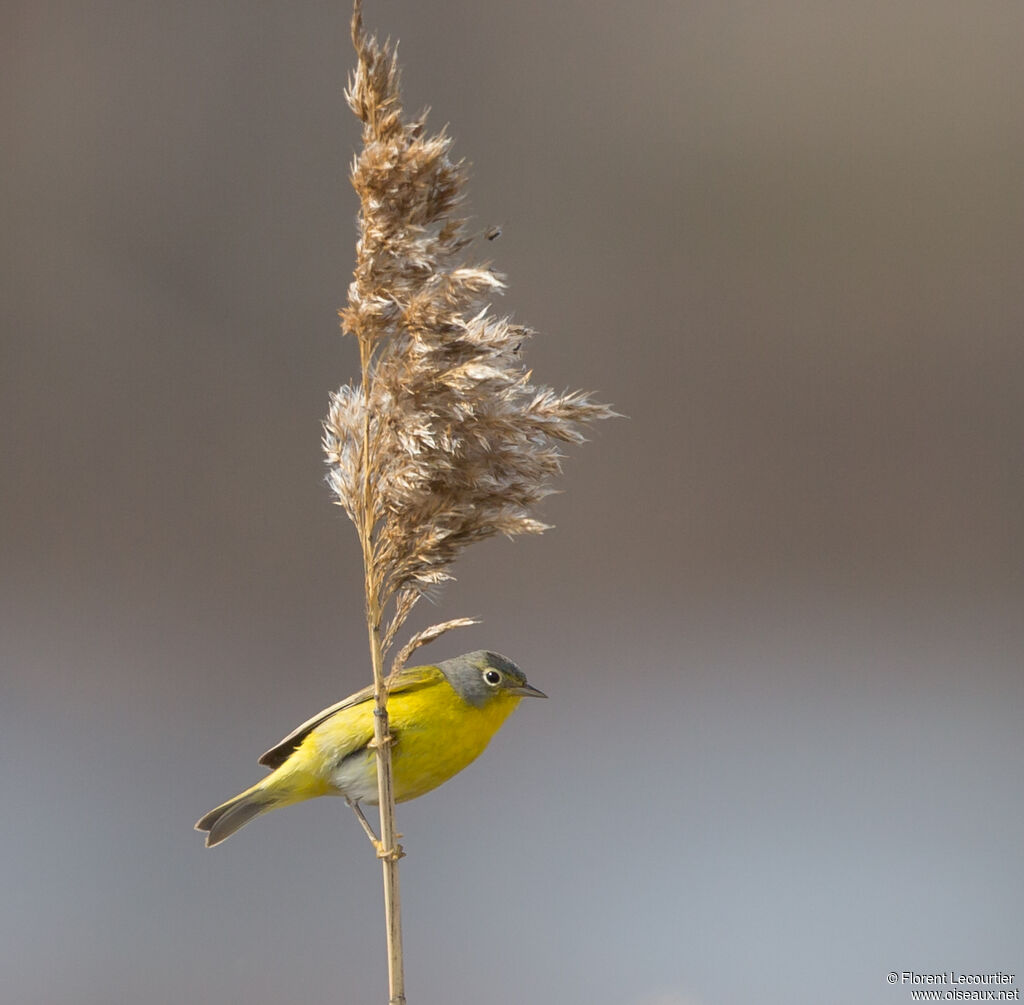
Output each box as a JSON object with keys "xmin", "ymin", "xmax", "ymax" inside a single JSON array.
[{"xmin": 195, "ymin": 650, "xmax": 546, "ymax": 847}]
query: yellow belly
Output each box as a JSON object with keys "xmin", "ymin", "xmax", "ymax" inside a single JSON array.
[
  {"xmin": 317, "ymin": 683, "xmax": 521, "ymax": 804},
  {"xmin": 391, "ymin": 685, "xmax": 521, "ymax": 801}
]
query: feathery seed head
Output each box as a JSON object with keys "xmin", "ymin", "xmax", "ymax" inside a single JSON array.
[{"xmin": 327, "ymin": 4, "xmax": 615, "ymax": 650}]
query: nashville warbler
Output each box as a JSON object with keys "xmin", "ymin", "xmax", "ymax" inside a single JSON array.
[{"xmin": 195, "ymin": 650, "xmax": 545, "ymax": 847}]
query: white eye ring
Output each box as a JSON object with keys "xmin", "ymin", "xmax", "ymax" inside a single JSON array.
[{"xmin": 483, "ymin": 669, "xmax": 502, "ymax": 686}]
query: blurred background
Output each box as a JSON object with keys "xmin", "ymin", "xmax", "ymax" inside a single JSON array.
[{"xmin": 3, "ymin": 2, "xmax": 1022, "ymax": 1003}]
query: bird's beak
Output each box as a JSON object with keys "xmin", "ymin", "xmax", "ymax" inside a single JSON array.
[{"xmin": 509, "ymin": 683, "xmax": 547, "ymax": 699}]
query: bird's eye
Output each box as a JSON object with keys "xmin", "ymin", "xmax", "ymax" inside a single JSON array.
[{"xmin": 483, "ymin": 669, "xmax": 502, "ymax": 686}]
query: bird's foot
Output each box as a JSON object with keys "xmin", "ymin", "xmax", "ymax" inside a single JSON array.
[{"xmin": 376, "ymin": 841, "xmax": 405, "ymax": 861}]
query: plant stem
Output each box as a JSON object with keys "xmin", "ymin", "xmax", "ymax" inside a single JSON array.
[
  {"xmin": 366, "ymin": 608, "xmax": 405, "ymax": 1005},
  {"xmin": 358, "ymin": 337, "xmax": 406, "ymax": 1004}
]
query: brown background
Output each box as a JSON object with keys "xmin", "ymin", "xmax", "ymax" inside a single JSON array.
[{"xmin": 4, "ymin": 2, "xmax": 1022, "ymax": 1004}]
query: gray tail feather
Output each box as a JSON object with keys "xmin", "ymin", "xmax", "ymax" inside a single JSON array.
[{"xmin": 195, "ymin": 791, "xmax": 272, "ymax": 848}]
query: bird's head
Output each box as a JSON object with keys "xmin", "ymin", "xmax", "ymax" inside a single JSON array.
[{"xmin": 438, "ymin": 650, "xmax": 547, "ymax": 709}]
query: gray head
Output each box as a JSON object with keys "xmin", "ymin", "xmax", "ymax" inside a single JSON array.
[{"xmin": 438, "ymin": 650, "xmax": 547, "ymax": 708}]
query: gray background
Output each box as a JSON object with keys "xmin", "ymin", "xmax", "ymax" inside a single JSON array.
[{"xmin": 3, "ymin": 2, "xmax": 1022, "ymax": 1004}]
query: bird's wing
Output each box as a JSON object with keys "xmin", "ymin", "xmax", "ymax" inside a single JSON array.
[{"xmin": 257, "ymin": 663, "xmax": 443, "ymax": 769}]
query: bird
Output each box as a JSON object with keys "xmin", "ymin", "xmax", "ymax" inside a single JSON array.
[{"xmin": 195, "ymin": 650, "xmax": 546, "ymax": 847}]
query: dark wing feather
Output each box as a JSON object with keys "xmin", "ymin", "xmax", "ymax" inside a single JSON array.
[{"xmin": 257, "ymin": 664, "xmax": 442, "ymax": 770}]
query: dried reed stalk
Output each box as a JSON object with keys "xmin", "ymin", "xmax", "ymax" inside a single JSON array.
[{"xmin": 325, "ymin": 3, "xmax": 615, "ymax": 1000}]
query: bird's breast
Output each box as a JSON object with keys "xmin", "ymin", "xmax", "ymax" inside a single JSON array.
[{"xmin": 330, "ymin": 686, "xmax": 520, "ymax": 804}]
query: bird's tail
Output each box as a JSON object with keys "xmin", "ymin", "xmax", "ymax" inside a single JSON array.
[{"xmin": 195, "ymin": 778, "xmax": 280, "ymax": 848}]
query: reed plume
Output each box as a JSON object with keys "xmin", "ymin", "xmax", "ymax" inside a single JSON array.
[{"xmin": 326, "ymin": 3, "xmax": 614, "ymax": 1000}]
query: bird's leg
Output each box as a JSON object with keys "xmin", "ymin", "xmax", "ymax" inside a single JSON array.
[
  {"xmin": 346, "ymin": 798, "xmax": 405, "ymax": 861},
  {"xmin": 346, "ymin": 798, "xmax": 381, "ymax": 847}
]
